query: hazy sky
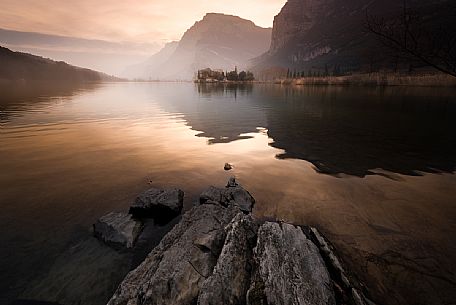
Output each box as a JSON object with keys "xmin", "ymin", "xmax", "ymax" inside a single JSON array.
[{"xmin": 0, "ymin": 0, "xmax": 286, "ymax": 44}]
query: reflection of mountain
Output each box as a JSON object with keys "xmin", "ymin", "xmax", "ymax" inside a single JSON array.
[
  {"xmin": 0, "ymin": 46, "xmax": 118, "ymax": 82},
  {"xmin": 161, "ymin": 84, "xmax": 456, "ymax": 177},
  {"xmin": 125, "ymin": 13, "xmax": 271, "ymax": 80},
  {"xmin": 148, "ymin": 83, "xmax": 265, "ymax": 144},
  {"xmin": 263, "ymin": 86, "xmax": 456, "ymax": 177}
]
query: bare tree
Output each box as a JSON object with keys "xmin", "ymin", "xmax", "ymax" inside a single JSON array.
[{"xmin": 365, "ymin": 0, "xmax": 456, "ymax": 77}]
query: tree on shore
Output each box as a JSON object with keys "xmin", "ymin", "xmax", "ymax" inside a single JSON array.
[
  {"xmin": 365, "ymin": 0, "xmax": 456, "ymax": 77},
  {"xmin": 226, "ymin": 68, "xmax": 254, "ymax": 81}
]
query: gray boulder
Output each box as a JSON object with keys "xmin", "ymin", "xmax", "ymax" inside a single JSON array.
[
  {"xmin": 247, "ymin": 222, "xmax": 336, "ymax": 305},
  {"xmin": 93, "ymin": 212, "xmax": 143, "ymax": 249},
  {"xmin": 129, "ymin": 188, "xmax": 184, "ymax": 221},
  {"xmin": 108, "ymin": 204, "xmax": 238, "ymax": 305}
]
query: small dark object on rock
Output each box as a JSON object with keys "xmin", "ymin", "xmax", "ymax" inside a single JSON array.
[
  {"xmin": 224, "ymin": 163, "xmax": 233, "ymax": 171},
  {"xmin": 198, "ymin": 177, "xmax": 254, "ymax": 213},
  {"xmin": 226, "ymin": 177, "xmax": 238, "ymax": 187}
]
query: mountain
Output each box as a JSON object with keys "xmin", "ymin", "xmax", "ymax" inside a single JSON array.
[
  {"xmin": 252, "ymin": 0, "xmax": 454, "ymax": 76},
  {"xmin": 126, "ymin": 13, "xmax": 272, "ymax": 80},
  {"xmin": 0, "ymin": 46, "xmax": 119, "ymax": 82},
  {"xmin": 121, "ymin": 41, "xmax": 179, "ymax": 80},
  {"xmin": 0, "ymin": 28, "xmax": 160, "ymax": 75}
]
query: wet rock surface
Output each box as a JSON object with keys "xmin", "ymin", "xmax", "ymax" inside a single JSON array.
[
  {"xmin": 129, "ymin": 188, "xmax": 184, "ymax": 223},
  {"xmin": 93, "ymin": 212, "xmax": 143, "ymax": 249}
]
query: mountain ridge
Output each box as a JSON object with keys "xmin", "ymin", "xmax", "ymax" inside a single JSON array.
[
  {"xmin": 0, "ymin": 28, "xmax": 159, "ymax": 75},
  {"xmin": 124, "ymin": 13, "xmax": 272, "ymax": 80},
  {"xmin": 0, "ymin": 46, "xmax": 119, "ymax": 82}
]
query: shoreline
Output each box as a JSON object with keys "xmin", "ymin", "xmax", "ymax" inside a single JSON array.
[{"xmin": 129, "ymin": 73, "xmax": 456, "ymax": 87}]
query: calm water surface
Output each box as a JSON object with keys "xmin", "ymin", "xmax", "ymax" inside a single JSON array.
[{"xmin": 1, "ymin": 82, "xmax": 456, "ymax": 305}]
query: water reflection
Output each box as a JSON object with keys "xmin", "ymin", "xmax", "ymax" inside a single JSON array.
[
  {"xmin": 150, "ymin": 83, "xmax": 265, "ymax": 144},
  {"xmin": 192, "ymin": 84, "xmax": 456, "ymax": 177},
  {"xmin": 0, "ymin": 82, "xmax": 455, "ymax": 305},
  {"xmin": 0, "ymin": 81, "xmax": 101, "ymax": 123}
]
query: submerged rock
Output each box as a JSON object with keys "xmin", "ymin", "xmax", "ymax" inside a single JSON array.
[
  {"xmin": 129, "ymin": 188, "xmax": 184, "ymax": 222},
  {"xmin": 93, "ymin": 212, "xmax": 143, "ymax": 249},
  {"xmin": 224, "ymin": 163, "xmax": 233, "ymax": 171}
]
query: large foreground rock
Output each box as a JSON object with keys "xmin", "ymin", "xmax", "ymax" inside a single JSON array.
[
  {"xmin": 108, "ymin": 213, "xmax": 336, "ymax": 305},
  {"xmin": 108, "ymin": 204, "xmax": 238, "ymax": 305},
  {"xmin": 93, "ymin": 212, "xmax": 143, "ymax": 249},
  {"xmin": 198, "ymin": 213, "xmax": 257, "ymax": 305},
  {"xmin": 108, "ymin": 179, "xmax": 341, "ymax": 305},
  {"xmin": 129, "ymin": 188, "xmax": 184, "ymax": 222}
]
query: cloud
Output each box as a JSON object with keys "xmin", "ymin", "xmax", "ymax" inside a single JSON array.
[{"xmin": 0, "ymin": 0, "xmax": 286, "ymax": 44}]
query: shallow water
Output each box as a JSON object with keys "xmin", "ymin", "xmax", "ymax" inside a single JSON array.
[{"xmin": 1, "ymin": 82, "xmax": 455, "ymax": 305}]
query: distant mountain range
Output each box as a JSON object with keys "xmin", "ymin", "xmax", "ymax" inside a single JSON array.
[
  {"xmin": 122, "ymin": 13, "xmax": 271, "ymax": 80},
  {"xmin": 0, "ymin": 46, "xmax": 118, "ymax": 82},
  {"xmin": 0, "ymin": 28, "xmax": 160, "ymax": 75},
  {"xmin": 3, "ymin": 1, "xmax": 453, "ymax": 81},
  {"xmin": 252, "ymin": 0, "xmax": 454, "ymax": 76},
  {"xmin": 122, "ymin": 41, "xmax": 179, "ymax": 80}
]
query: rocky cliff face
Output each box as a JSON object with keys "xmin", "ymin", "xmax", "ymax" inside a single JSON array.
[
  {"xmin": 253, "ymin": 0, "xmax": 452, "ymax": 74},
  {"xmin": 130, "ymin": 13, "xmax": 271, "ymax": 80},
  {"xmin": 269, "ymin": 0, "xmax": 330, "ymax": 54}
]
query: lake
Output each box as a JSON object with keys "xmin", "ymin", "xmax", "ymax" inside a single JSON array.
[{"xmin": 1, "ymin": 82, "xmax": 455, "ymax": 305}]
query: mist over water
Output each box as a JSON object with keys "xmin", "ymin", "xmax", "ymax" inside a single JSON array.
[{"xmin": 0, "ymin": 82, "xmax": 455, "ymax": 305}]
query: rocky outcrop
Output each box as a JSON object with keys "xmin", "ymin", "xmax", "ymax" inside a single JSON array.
[
  {"xmin": 93, "ymin": 212, "xmax": 143, "ymax": 249},
  {"xmin": 129, "ymin": 188, "xmax": 184, "ymax": 222},
  {"xmin": 108, "ymin": 178, "xmax": 371, "ymax": 305}
]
